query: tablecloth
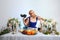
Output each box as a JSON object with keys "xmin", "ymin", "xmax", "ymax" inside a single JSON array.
[{"xmin": 0, "ymin": 32, "xmax": 60, "ymax": 40}]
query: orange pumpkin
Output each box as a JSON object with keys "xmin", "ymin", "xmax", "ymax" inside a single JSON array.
[
  {"xmin": 31, "ymin": 30, "xmax": 36, "ymax": 35},
  {"xmin": 27, "ymin": 30, "xmax": 31, "ymax": 35}
]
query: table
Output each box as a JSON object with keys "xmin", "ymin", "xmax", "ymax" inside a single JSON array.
[{"xmin": 0, "ymin": 32, "xmax": 60, "ymax": 40}]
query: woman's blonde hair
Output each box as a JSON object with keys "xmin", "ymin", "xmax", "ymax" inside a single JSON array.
[{"xmin": 29, "ymin": 10, "xmax": 37, "ymax": 16}]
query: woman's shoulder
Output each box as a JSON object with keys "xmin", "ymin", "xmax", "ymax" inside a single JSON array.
[{"xmin": 37, "ymin": 16, "xmax": 41, "ymax": 20}]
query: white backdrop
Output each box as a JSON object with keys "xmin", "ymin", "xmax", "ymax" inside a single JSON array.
[{"xmin": 0, "ymin": 0, "xmax": 60, "ymax": 32}]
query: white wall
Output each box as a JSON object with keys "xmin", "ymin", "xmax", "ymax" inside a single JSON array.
[{"xmin": 0, "ymin": 0, "xmax": 60, "ymax": 31}]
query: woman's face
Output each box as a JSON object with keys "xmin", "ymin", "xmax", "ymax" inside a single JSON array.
[{"xmin": 29, "ymin": 10, "xmax": 36, "ymax": 17}]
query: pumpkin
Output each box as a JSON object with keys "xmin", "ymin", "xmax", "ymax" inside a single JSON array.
[
  {"xmin": 27, "ymin": 30, "xmax": 31, "ymax": 35},
  {"xmin": 27, "ymin": 30, "xmax": 37, "ymax": 35},
  {"xmin": 31, "ymin": 30, "xmax": 36, "ymax": 35}
]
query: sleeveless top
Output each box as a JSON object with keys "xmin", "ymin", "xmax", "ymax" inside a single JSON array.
[{"xmin": 28, "ymin": 17, "xmax": 38, "ymax": 28}]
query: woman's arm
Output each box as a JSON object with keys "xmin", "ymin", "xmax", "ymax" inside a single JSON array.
[
  {"xmin": 23, "ymin": 18, "xmax": 29, "ymax": 26},
  {"xmin": 38, "ymin": 16, "xmax": 45, "ymax": 21},
  {"xmin": 37, "ymin": 16, "xmax": 45, "ymax": 32}
]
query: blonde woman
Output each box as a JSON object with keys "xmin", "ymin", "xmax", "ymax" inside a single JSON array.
[{"xmin": 23, "ymin": 10, "xmax": 44, "ymax": 31}]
